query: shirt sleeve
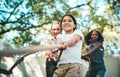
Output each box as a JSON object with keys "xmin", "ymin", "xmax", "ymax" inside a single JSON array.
[
  {"xmin": 56, "ymin": 34, "xmax": 62, "ymax": 39},
  {"xmin": 74, "ymin": 30, "xmax": 84, "ymax": 40},
  {"xmin": 40, "ymin": 35, "xmax": 51, "ymax": 45}
]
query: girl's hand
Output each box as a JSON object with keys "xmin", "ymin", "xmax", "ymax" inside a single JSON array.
[
  {"xmin": 81, "ymin": 54, "xmax": 89, "ymax": 61},
  {"xmin": 61, "ymin": 43, "xmax": 67, "ymax": 50},
  {"xmin": 48, "ymin": 53, "xmax": 58, "ymax": 62},
  {"xmin": 81, "ymin": 54, "xmax": 86, "ymax": 59},
  {"xmin": 58, "ymin": 43, "xmax": 66, "ymax": 51}
]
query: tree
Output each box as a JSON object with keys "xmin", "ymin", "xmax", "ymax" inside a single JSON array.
[
  {"xmin": 0, "ymin": 0, "xmax": 120, "ymax": 54},
  {"xmin": 0, "ymin": 0, "xmax": 69, "ymax": 46}
]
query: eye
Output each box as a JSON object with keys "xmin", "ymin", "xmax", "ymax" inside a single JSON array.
[
  {"xmin": 68, "ymin": 19, "xmax": 72, "ymax": 22},
  {"xmin": 53, "ymin": 28, "xmax": 60, "ymax": 30},
  {"xmin": 62, "ymin": 19, "xmax": 66, "ymax": 22},
  {"xmin": 55, "ymin": 28, "xmax": 60, "ymax": 30}
]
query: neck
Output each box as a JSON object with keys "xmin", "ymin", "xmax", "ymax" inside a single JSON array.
[
  {"xmin": 53, "ymin": 36, "xmax": 56, "ymax": 39},
  {"xmin": 65, "ymin": 30, "xmax": 74, "ymax": 34},
  {"xmin": 91, "ymin": 41, "xmax": 97, "ymax": 44}
]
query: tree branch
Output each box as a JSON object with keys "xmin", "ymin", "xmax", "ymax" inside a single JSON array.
[
  {"xmin": 68, "ymin": 0, "xmax": 92, "ymax": 11},
  {"xmin": 5, "ymin": 0, "xmax": 23, "ymax": 23},
  {"xmin": 0, "ymin": 21, "xmax": 50, "ymax": 35}
]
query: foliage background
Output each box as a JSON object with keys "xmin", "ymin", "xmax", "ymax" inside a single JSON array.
[{"xmin": 0, "ymin": 0, "xmax": 120, "ymax": 55}]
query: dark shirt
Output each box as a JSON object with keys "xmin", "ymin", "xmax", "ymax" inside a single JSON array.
[{"xmin": 88, "ymin": 41, "xmax": 104, "ymax": 64}]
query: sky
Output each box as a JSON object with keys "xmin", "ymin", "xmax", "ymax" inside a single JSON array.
[{"xmin": 0, "ymin": 0, "xmax": 119, "ymax": 55}]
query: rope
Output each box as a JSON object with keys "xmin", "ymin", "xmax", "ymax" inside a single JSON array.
[
  {"xmin": 0, "ymin": 44, "xmax": 62, "ymax": 57},
  {"xmin": 0, "ymin": 44, "xmax": 63, "ymax": 75}
]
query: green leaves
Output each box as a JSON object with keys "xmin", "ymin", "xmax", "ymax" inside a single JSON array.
[{"xmin": 0, "ymin": 0, "xmax": 120, "ymax": 54}]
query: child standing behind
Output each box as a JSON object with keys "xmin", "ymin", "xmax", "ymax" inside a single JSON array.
[
  {"xmin": 44, "ymin": 21, "xmax": 61, "ymax": 77},
  {"xmin": 82, "ymin": 30, "xmax": 106, "ymax": 77}
]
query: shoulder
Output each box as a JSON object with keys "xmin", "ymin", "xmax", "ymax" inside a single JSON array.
[
  {"xmin": 41, "ymin": 35, "xmax": 53, "ymax": 44},
  {"xmin": 94, "ymin": 41, "xmax": 103, "ymax": 45},
  {"xmin": 74, "ymin": 29, "xmax": 82, "ymax": 33},
  {"xmin": 57, "ymin": 34, "xmax": 62, "ymax": 38},
  {"xmin": 92, "ymin": 41, "xmax": 103, "ymax": 49},
  {"xmin": 74, "ymin": 30, "xmax": 84, "ymax": 40}
]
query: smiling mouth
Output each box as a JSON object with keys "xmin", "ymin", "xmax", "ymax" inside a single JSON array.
[{"xmin": 64, "ymin": 25, "xmax": 70, "ymax": 28}]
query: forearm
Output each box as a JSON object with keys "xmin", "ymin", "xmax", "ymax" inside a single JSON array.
[
  {"xmin": 63, "ymin": 34, "xmax": 82, "ymax": 47},
  {"xmin": 64, "ymin": 39, "xmax": 78, "ymax": 47},
  {"xmin": 85, "ymin": 42, "xmax": 103, "ymax": 56}
]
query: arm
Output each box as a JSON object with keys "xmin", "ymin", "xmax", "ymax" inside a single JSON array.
[
  {"xmin": 84, "ymin": 42, "xmax": 103, "ymax": 57},
  {"xmin": 61, "ymin": 34, "xmax": 82, "ymax": 49}
]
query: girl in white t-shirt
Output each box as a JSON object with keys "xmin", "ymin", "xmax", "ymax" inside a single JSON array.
[{"xmin": 53, "ymin": 14, "xmax": 84, "ymax": 77}]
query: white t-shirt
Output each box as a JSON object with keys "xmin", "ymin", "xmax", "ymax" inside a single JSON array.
[{"xmin": 57, "ymin": 30, "xmax": 84, "ymax": 66}]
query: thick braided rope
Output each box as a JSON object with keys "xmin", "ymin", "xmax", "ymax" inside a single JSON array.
[{"xmin": 0, "ymin": 44, "xmax": 62, "ymax": 57}]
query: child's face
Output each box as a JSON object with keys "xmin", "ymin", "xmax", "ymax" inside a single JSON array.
[
  {"xmin": 61, "ymin": 16, "xmax": 76, "ymax": 34},
  {"xmin": 51, "ymin": 24, "xmax": 61, "ymax": 38},
  {"xmin": 91, "ymin": 31, "xmax": 98, "ymax": 42}
]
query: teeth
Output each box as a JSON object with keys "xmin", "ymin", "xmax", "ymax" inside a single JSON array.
[{"xmin": 65, "ymin": 25, "xmax": 69, "ymax": 27}]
